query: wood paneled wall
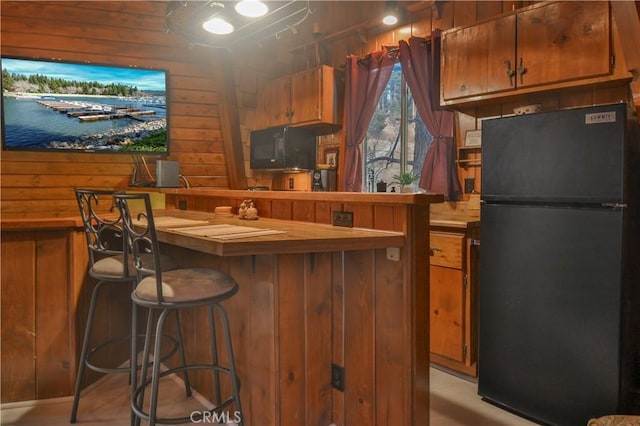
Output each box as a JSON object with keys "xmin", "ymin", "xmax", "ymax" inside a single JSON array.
[
  {"xmin": 1, "ymin": 1, "xmax": 636, "ymax": 215},
  {"xmin": 0, "ymin": 1, "xmax": 237, "ymax": 218},
  {"xmin": 1, "ymin": 1, "xmax": 537, "ymax": 217}
]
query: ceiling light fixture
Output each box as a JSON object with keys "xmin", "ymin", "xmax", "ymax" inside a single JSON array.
[
  {"xmin": 202, "ymin": 16, "xmax": 234, "ymax": 35},
  {"xmin": 382, "ymin": 1, "xmax": 400, "ymax": 26},
  {"xmin": 235, "ymin": 0, "xmax": 268, "ymax": 18}
]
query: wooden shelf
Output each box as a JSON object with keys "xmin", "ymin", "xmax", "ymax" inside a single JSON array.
[
  {"xmin": 457, "ymin": 146, "xmax": 481, "ymax": 167},
  {"xmin": 457, "ymin": 159, "xmax": 482, "ymax": 167}
]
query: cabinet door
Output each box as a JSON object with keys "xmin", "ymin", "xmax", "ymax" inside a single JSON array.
[
  {"xmin": 254, "ymin": 76, "xmax": 291, "ymax": 128},
  {"xmin": 290, "ymin": 67, "xmax": 323, "ymax": 124},
  {"xmin": 441, "ymin": 14, "xmax": 515, "ymax": 101},
  {"xmin": 430, "ymin": 266, "xmax": 465, "ymax": 362},
  {"xmin": 516, "ymin": 1, "xmax": 610, "ymax": 88}
]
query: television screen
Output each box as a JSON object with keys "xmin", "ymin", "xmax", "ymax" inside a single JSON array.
[{"xmin": 1, "ymin": 56, "xmax": 169, "ymax": 153}]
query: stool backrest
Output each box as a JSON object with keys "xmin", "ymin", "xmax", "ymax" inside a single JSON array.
[
  {"xmin": 75, "ymin": 188, "xmax": 126, "ymax": 273},
  {"xmin": 113, "ymin": 192, "xmax": 167, "ymax": 303}
]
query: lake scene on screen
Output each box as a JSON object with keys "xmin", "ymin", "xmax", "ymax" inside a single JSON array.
[{"xmin": 1, "ymin": 58, "xmax": 168, "ymax": 153}]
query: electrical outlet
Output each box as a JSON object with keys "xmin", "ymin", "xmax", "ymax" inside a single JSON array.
[
  {"xmin": 288, "ymin": 177, "xmax": 294, "ymax": 190},
  {"xmin": 386, "ymin": 247, "xmax": 400, "ymax": 261},
  {"xmin": 332, "ymin": 211, "xmax": 353, "ymax": 227},
  {"xmin": 464, "ymin": 178, "xmax": 475, "ymax": 194},
  {"xmin": 178, "ymin": 200, "xmax": 187, "ymax": 210},
  {"xmin": 331, "ymin": 363, "xmax": 345, "ymax": 391}
]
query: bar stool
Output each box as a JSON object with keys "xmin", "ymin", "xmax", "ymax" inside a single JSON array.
[
  {"xmin": 70, "ymin": 189, "xmax": 178, "ymax": 423},
  {"xmin": 114, "ymin": 193, "xmax": 243, "ymax": 426}
]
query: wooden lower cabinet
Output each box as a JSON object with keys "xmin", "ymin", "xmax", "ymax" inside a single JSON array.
[{"xmin": 429, "ymin": 222, "xmax": 480, "ymax": 377}]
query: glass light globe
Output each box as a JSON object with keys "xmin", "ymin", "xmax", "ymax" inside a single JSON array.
[
  {"xmin": 235, "ymin": 0, "xmax": 268, "ymax": 18},
  {"xmin": 202, "ymin": 17, "xmax": 234, "ymax": 35},
  {"xmin": 382, "ymin": 14, "xmax": 398, "ymax": 25}
]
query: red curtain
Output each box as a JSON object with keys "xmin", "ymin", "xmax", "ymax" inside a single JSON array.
[
  {"xmin": 399, "ymin": 32, "xmax": 462, "ymax": 200},
  {"xmin": 341, "ymin": 48, "xmax": 397, "ymax": 192}
]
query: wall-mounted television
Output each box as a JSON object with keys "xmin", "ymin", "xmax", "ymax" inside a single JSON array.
[{"xmin": 1, "ymin": 56, "xmax": 169, "ymax": 154}]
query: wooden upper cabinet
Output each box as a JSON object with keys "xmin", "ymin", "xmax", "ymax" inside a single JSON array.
[
  {"xmin": 517, "ymin": 1, "xmax": 610, "ymax": 89},
  {"xmin": 254, "ymin": 75, "xmax": 291, "ymax": 129},
  {"xmin": 441, "ymin": 14, "xmax": 515, "ymax": 100},
  {"xmin": 441, "ymin": 1, "xmax": 614, "ymax": 106},
  {"xmin": 254, "ymin": 65, "xmax": 343, "ymax": 135}
]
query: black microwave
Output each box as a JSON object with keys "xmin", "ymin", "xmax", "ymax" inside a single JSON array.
[{"xmin": 250, "ymin": 126, "xmax": 316, "ymax": 170}]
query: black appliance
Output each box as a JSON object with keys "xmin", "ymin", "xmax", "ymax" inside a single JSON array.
[
  {"xmin": 479, "ymin": 103, "xmax": 640, "ymax": 426},
  {"xmin": 250, "ymin": 126, "xmax": 316, "ymax": 170}
]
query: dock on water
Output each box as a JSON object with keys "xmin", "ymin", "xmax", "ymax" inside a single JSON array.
[{"xmin": 37, "ymin": 99, "xmax": 157, "ymax": 122}]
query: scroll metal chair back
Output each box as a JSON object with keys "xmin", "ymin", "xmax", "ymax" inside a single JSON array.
[
  {"xmin": 75, "ymin": 188, "xmax": 129, "ymax": 279},
  {"xmin": 115, "ymin": 192, "xmax": 167, "ymax": 303},
  {"xmin": 114, "ymin": 192, "xmax": 243, "ymax": 426}
]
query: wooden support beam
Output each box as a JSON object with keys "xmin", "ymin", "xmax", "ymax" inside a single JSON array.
[{"xmin": 216, "ymin": 49, "xmax": 248, "ymax": 190}]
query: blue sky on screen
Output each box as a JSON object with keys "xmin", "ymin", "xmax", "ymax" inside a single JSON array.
[{"xmin": 2, "ymin": 58, "xmax": 166, "ymax": 92}]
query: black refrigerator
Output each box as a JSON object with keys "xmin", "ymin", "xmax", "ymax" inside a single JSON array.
[{"xmin": 478, "ymin": 103, "xmax": 640, "ymax": 426}]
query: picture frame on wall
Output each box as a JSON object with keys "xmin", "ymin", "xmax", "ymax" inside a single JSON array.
[
  {"xmin": 464, "ymin": 129, "xmax": 482, "ymax": 147},
  {"xmin": 325, "ymin": 147, "xmax": 339, "ymax": 169}
]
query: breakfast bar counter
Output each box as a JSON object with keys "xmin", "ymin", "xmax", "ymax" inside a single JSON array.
[{"xmin": 149, "ymin": 191, "xmax": 443, "ymax": 426}]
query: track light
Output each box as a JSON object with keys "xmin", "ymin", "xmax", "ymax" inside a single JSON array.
[{"xmin": 235, "ymin": 0, "xmax": 268, "ymax": 18}]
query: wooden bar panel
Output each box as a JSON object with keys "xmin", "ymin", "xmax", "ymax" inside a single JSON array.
[
  {"xmin": 343, "ymin": 250, "xmax": 375, "ymax": 425},
  {"xmin": 305, "ymin": 252, "xmax": 333, "ymax": 426},
  {"xmin": 277, "ymin": 254, "xmax": 307, "ymax": 424},
  {"xmin": 244, "ymin": 255, "xmax": 277, "ymax": 426},
  {"xmin": 374, "ymin": 248, "xmax": 408, "ymax": 424},
  {"xmin": 1, "ymin": 233, "xmax": 37, "ymax": 402},
  {"xmin": 35, "ymin": 232, "xmax": 73, "ymax": 398}
]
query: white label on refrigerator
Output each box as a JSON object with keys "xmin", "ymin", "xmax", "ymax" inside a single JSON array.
[{"xmin": 585, "ymin": 111, "xmax": 616, "ymax": 124}]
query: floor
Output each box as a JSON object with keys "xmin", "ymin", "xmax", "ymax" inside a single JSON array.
[
  {"xmin": 429, "ymin": 367, "xmax": 537, "ymax": 426},
  {"xmin": 1, "ymin": 367, "xmax": 538, "ymax": 425}
]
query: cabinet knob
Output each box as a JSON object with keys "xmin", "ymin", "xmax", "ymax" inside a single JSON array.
[
  {"xmin": 504, "ymin": 60, "xmax": 515, "ymax": 86},
  {"xmin": 517, "ymin": 58, "xmax": 527, "ymax": 84},
  {"xmin": 430, "ymin": 247, "xmax": 442, "ymax": 256}
]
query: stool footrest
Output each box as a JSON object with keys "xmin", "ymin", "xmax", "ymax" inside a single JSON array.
[
  {"xmin": 86, "ymin": 334, "xmax": 180, "ymax": 375},
  {"xmin": 132, "ymin": 364, "xmax": 241, "ymax": 425}
]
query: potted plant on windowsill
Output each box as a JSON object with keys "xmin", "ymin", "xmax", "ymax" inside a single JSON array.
[{"xmin": 393, "ymin": 171, "xmax": 420, "ymax": 193}]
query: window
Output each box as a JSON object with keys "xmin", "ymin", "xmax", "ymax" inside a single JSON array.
[{"xmin": 363, "ymin": 62, "xmax": 432, "ymax": 192}]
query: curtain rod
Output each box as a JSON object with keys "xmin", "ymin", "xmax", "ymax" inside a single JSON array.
[{"xmin": 355, "ymin": 38, "xmax": 431, "ymax": 64}]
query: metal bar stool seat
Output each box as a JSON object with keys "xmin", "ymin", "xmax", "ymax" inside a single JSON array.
[
  {"xmin": 70, "ymin": 189, "xmax": 178, "ymax": 423},
  {"xmin": 115, "ymin": 193, "xmax": 243, "ymax": 426}
]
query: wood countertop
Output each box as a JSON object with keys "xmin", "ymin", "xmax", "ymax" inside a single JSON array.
[
  {"xmin": 0, "ymin": 216, "xmax": 83, "ymax": 231},
  {"xmin": 160, "ymin": 188, "xmax": 444, "ymax": 206},
  {"xmin": 152, "ymin": 209, "xmax": 405, "ymax": 256}
]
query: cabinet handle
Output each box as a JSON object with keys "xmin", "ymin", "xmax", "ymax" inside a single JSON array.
[
  {"xmin": 429, "ymin": 247, "xmax": 442, "ymax": 256},
  {"xmin": 517, "ymin": 57, "xmax": 527, "ymax": 84},
  {"xmin": 504, "ymin": 60, "xmax": 515, "ymax": 86}
]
